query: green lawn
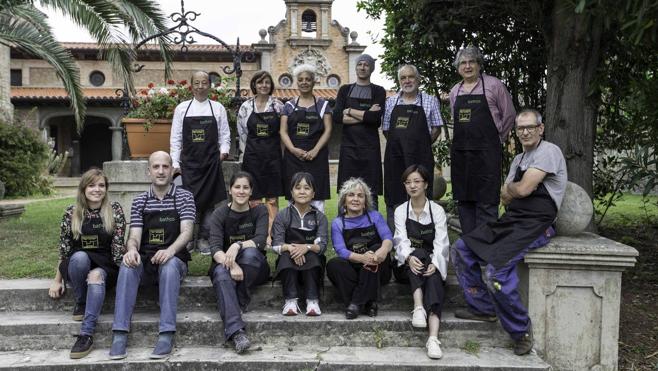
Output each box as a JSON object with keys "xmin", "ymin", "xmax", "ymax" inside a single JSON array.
[{"xmin": 595, "ymin": 194, "xmax": 658, "ymax": 228}]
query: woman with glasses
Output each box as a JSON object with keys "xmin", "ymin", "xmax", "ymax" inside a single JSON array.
[
  {"xmin": 327, "ymin": 177, "xmax": 393, "ymax": 319},
  {"xmin": 393, "ymin": 164, "xmax": 449, "ymax": 359}
]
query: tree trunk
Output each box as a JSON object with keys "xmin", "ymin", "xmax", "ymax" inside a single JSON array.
[
  {"xmin": 0, "ymin": 45, "xmax": 14, "ymax": 124},
  {"xmin": 543, "ymin": 0, "xmax": 604, "ymax": 197}
]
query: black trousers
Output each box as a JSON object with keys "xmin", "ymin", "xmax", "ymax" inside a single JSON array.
[
  {"xmin": 457, "ymin": 201, "xmax": 498, "ymax": 235},
  {"xmin": 403, "ymin": 248, "xmax": 445, "ymax": 316},
  {"xmin": 280, "ymin": 267, "xmax": 322, "ymax": 300},
  {"xmin": 326, "ymin": 257, "xmax": 390, "ymax": 306}
]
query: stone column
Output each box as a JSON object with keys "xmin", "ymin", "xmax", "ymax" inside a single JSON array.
[
  {"xmin": 110, "ymin": 119, "xmax": 123, "ymax": 161},
  {"xmin": 345, "ymin": 34, "xmax": 366, "ymax": 84},
  {"xmin": 290, "ymin": 5, "xmax": 299, "ymax": 38},
  {"xmin": 0, "ymin": 45, "xmax": 14, "ymax": 124},
  {"xmin": 321, "ymin": 5, "xmax": 330, "ymax": 39},
  {"xmin": 104, "ymin": 161, "xmax": 150, "ymax": 225},
  {"xmin": 252, "ymin": 32, "xmax": 276, "ymax": 73},
  {"xmin": 524, "ymin": 233, "xmax": 638, "ymax": 371}
]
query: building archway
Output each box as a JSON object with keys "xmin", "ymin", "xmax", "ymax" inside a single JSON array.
[{"xmin": 80, "ymin": 117, "xmax": 112, "ymax": 172}]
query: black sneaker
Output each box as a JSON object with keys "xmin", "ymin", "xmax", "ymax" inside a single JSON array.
[
  {"xmin": 231, "ymin": 330, "xmax": 251, "ymax": 354},
  {"xmin": 454, "ymin": 308, "xmax": 497, "ymax": 322},
  {"xmin": 70, "ymin": 335, "xmax": 93, "ymax": 359},
  {"xmin": 345, "ymin": 303, "xmax": 359, "ymax": 320},
  {"xmin": 514, "ymin": 325, "xmax": 534, "ymax": 355},
  {"xmin": 72, "ymin": 303, "xmax": 85, "ymax": 321}
]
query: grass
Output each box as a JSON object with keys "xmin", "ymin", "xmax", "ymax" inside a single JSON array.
[{"xmin": 595, "ymin": 194, "xmax": 658, "ymax": 229}]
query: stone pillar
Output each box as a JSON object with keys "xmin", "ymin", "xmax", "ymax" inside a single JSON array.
[
  {"xmin": 321, "ymin": 5, "xmax": 330, "ymax": 39},
  {"xmin": 252, "ymin": 33, "xmax": 276, "ymax": 73},
  {"xmin": 524, "ymin": 233, "xmax": 638, "ymax": 371},
  {"xmin": 71, "ymin": 140, "xmax": 81, "ymax": 176},
  {"xmin": 345, "ymin": 35, "xmax": 366, "ymax": 84},
  {"xmin": 110, "ymin": 120, "xmax": 123, "ymax": 161},
  {"xmin": 290, "ymin": 5, "xmax": 299, "ymax": 38},
  {"xmin": 0, "ymin": 45, "xmax": 14, "ymax": 124}
]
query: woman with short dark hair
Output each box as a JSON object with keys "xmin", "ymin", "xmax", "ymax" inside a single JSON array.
[
  {"xmin": 208, "ymin": 171, "xmax": 270, "ymax": 354},
  {"xmin": 237, "ymin": 71, "xmax": 285, "ymax": 243},
  {"xmin": 393, "ymin": 164, "xmax": 449, "ymax": 359}
]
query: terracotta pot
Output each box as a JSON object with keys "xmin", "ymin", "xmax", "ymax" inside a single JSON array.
[{"xmin": 122, "ymin": 118, "xmax": 171, "ymax": 159}]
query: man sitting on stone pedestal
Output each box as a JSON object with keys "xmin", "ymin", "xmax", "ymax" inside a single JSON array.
[
  {"xmin": 452, "ymin": 108, "xmax": 567, "ymax": 355},
  {"xmin": 109, "ymin": 151, "xmax": 196, "ymax": 359}
]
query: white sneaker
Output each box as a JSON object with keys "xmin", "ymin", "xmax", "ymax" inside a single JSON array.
[
  {"xmin": 306, "ymin": 299, "xmax": 321, "ymax": 316},
  {"xmin": 426, "ymin": 337, "xmax": 443, "ymax": 359},
  {"xmin": 282, "ymin": 299, "xmax": 300, "ymax": 316},
  {"xmin": 412, "ymin": 306, "xmax": 427, "ymax": 328}
]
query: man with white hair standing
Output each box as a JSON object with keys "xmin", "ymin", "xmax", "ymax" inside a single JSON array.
[
  {"xmin": 382, "ymin": 64, "xmax": 443, "ymax": 231},
  {"xmin": 449, "ymin": 46, "xmax": 516, "ymax": 235}
]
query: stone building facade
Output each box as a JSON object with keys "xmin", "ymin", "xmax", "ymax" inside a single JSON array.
[{"xmin": 7, "ymin": 0, "xmax": 366, "ymax": 176}]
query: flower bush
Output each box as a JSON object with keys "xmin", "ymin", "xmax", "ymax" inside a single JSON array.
[{"xmin": 126, "ymin": 77, "xmax": 236, "ymax": 129}]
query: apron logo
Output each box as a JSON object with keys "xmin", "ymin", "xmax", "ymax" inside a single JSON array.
[
  {"xmin": 410, "ymin": 237, "xmax": 423, "ymax": 249},
  {"xmin": 361, "ymin": 230, "xmax": 376, "ymax": 238},
  {"xmin": 352, "ymin": 242, "xmax": 368, "ymax": 254},
  {"xmin": 81, "ymin": 235, "xmax": 99, "ymax": 249},
  {"xmin": 149, "ymin": 228, "xmax": 165, "ymax": 244},
  {"xmin": 238, "ymin": 222, "xmax": 254, "ymax": 229},
  {"xmin": 256, "ymin": 124, "xmax": 269, "ymax": 137},
  {"xmin": 159, "ymin": 216, "xmax": 176, "ymax": 223},
  {"xmin": 306, "ymin": 114, "xmax": 319, "ymax": 121},
  {"xmin": 420, "ymin": 229, "xmax": 433, "ymax": 235},
  {"xmin": 395, "ymin": 117, "xmax": 409, "ymax": 129},
  {"xmin": 229, "ymin": 235, "xmax": 246, "ymax": 244},
  {"xmin": 296, "ymin": 123, "xmax": 310, "ymax": 136},
  {"xmin": 199, "ymin": 119, "xmax": 213, "ymax": 125},
  {"xmin": 261, "ymin": 113, "xmax": 276, "ymax": 121},
  {"xmin": 359, "ymin": 103, "xmax": 372, "ymax": 109},
  {"xmin": 192, "ymin": 129, "xmax": 206, "ymax": 142},
  {"xmin": 467, "ymin": 99, "xmax": 481, "ymax": 104},
  {"xmin": 459, "ymin": 109, "xmax": 472, "ymax": 123}
]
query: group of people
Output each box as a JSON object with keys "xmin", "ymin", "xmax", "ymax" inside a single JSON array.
[{"xmin": 49, "ymin": 45, "xmax": 568, "ymax": 362}]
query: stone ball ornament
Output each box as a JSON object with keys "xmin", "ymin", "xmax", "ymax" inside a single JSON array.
[
  {"xmin": 555, "ymin": 181, "xmax": 593, "ymax": 236},
  {"xmin": 432, "ymin": 175, "xmax": 447, "ymax": 200}
]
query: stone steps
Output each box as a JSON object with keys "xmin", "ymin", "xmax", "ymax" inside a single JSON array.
[
  {"xmin": 0, "ymin": 345, "xmax": 550, "ymax": 370},
  {"xmin": 0, "ymin": 309, "xmax": 511, "ymax": 351},
  {"xmin": 0, "ymin": 277, "xmax": 466, "ymax": 312}
]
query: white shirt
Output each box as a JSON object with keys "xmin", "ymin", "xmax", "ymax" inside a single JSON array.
[
  {"xmin": 393, "ymin": 199, "xmax": 450, "ymax": 280},
  {"xmin": 170, "ymin": 98, "xmax": 231, "ymax": 169}
]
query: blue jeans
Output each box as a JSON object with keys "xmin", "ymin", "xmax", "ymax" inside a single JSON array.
[
  {"xmin": 112, "ymin": 256, "xmax": 187, "ymax": 333},
  {"xmin": 68, "ymin": 251, "xmax": 108, "ymax": 337},
  {"xmin": 211, "ymin": 248, "xmax": 269, "ymax": 340}
]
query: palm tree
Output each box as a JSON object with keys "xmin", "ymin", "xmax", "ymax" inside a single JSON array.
[{"xmin": 0, "ymin": 0, "xmax": 173, "ymax": 130}]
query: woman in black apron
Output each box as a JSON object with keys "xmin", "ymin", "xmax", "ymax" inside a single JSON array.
[
  {"xmin": 271, "ymin": 172, "xmax": 328, "ymax": 316},
  {"xmin": 48, "ymin": 169, "xmax": 126, "ymax": 359},
  {"xmin": 326, "ymin": 178, "xmax": 393, "ymax": 319},
  {"xmin": 280, "ymin": 64, "xmax": 332, "ymax": 213},
  {"xmin": 238, "ymin": 71, "xmax": 285, "ymax": 242},
  {"xmin": 393, "ymin": 165, "xmax": 450, "ymax": 359},
  {"xmin": 208, "ymin": 171, "xmax": 270, "ymax": 354}
]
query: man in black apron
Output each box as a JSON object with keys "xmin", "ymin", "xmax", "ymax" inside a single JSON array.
[
  {"xmin": 449, "ymin": 46, "xmax": 516, "ymax": 235},
  {"xmin": 452, "ymin": 109, "xmax": 567, "ymax": 356},
  {"xmin": 333, "ymin": 54, "xmax": 387, "ymax": 209},
  {"xmin": 383, "ymin": 64, "xmax": 442, "ymax": 230},
  {"xmin": 110, "ymin": 151, "xmax": 196, "ymax": 360},
  {"xmin": 170, "ymin": 71, "xmax": 230, "ymax": 254}
]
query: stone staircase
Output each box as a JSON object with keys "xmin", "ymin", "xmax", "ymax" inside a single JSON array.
[{"xmin": 0, "ymin": 276, "xmax": 551, "ymax": 370}]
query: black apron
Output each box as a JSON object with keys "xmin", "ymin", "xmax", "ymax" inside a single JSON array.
[
  {"xmin": 337, "ymin": 84, "xmax": 382, "ymax": 194},
  {"xmin": 342, "ymin": 212, "xmax": 390, "ymax": 293},
  {"xmin": 274, "ymin": 207, "xmax": 324, "ymax": 278},
  {"xmin": 384, "ymin": 94, "xmax": 434, "ymax": 206},
  {"xmin": 406, "ymin": 200, "xmax": 436, "ymax": 255},
  {"xmin": 451, "ymin": 75, "xmax": 502, "ymax": 204},
  {"xmin": 208, "ymin": 206, "xmax": 265, "ymax": 275},
  {"xmin": 283, "ymin": 97, "xmax": 330, "ymax": 200},
  {"xmin": 463, "ymin": 142, "xmax": 557, "ymax": 268},
  {"xmin": 140, "ymin": 192, "xmax": 189, "ymax": 285},
  {"xmin": 59, "ymin": 210, "xmax": 119, "ymax": 288},
  {"xmin": 181, "ymin": 100, "xmax": 227, "ymax": 214},
  {"xmin": 242, "ymin": 99, "xmax": 284, "ymax": 199}
]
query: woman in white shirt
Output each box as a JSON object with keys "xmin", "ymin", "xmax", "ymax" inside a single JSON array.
[{"xmin": 393, "ymin": 164, "xmax": 449, "ymax": 360}]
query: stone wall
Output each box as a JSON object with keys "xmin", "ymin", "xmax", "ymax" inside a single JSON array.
[{"xmin": 0, "ymin": 45, "xmax": 13, "ymax": 124}]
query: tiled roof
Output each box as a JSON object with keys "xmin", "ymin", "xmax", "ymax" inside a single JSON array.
[{"xmin": 60, "ymin": 42, "xmax": 254, "ymax": 53}]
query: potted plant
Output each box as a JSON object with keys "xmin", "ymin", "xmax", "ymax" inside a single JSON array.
[{"xmin": 123, "ymin": 78, "xmax": 237, "ymax": 159}]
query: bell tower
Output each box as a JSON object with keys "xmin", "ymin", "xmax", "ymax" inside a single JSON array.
[{"xmin": 285, "ymin": 0, "xmax": 334, "ymax": 47}]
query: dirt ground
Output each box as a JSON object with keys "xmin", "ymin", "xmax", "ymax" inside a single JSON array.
[{"xmin": 599, "ymin": 224, "xmax": 658, "ymax": 370}]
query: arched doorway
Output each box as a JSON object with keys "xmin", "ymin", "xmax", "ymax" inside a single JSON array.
[{"xmin": 80, "ymin": 117, "xmax": 112, "ymax": 171}]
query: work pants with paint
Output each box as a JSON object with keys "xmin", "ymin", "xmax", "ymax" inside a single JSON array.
[{"xmin": 451, "ymin": 229, "xmax": 554, "ymax": 340}]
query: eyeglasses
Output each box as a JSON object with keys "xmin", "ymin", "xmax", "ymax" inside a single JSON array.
[
  {"xmin": 515, "ymin": 124, "xmax": 542, "ymax": 134},
  {"xmin": 404, "ymin": 180, "xmax": 425, "ymax": 186}
]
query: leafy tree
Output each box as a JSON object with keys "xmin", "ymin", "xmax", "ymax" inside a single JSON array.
[
  {"xmin": 357, "ymin": 0, "xmax": 658, "ymax": 197},
  {"xmin": 0, "ymin": 0, "xmax": 173, "ymax": 130}
]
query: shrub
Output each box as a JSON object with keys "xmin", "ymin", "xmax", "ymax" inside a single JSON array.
[{"xmin": 0, "ymin": 120, "xmax": 49, "ymax": 197}]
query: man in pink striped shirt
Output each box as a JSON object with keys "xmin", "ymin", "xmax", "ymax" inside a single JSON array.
[{"xmin": 449, "ymin": 46, "xmax": 516, "ymax": 235}]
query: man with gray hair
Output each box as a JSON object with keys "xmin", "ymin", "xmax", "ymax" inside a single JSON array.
[
  {"xmin": 452, "ymin": 109, "xmax": 567, "ymax": 356},
  {"xmin": 333, "ymin": 54, "xmax": 387, "ymax": 209},
  {"xmin": 382, "ymin": 64, "xmax": 443, "ymax": 231},
  {"xmin": 449, "ymin": 46, "xmax": 516, "ymax": 235}
]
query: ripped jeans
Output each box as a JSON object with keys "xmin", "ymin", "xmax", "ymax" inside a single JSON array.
[{"xmin": 451, "ymin": 228, "xmax": 554, "ymax": 340}]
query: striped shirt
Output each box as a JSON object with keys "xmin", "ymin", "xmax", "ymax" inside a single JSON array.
[
  {"xmin": 129, "ymin": 184, "xmax": 196, "ymax": 228},
  {"xmin": 382, "ymin": 91, "xmax": 443, "ymax": 132}
]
